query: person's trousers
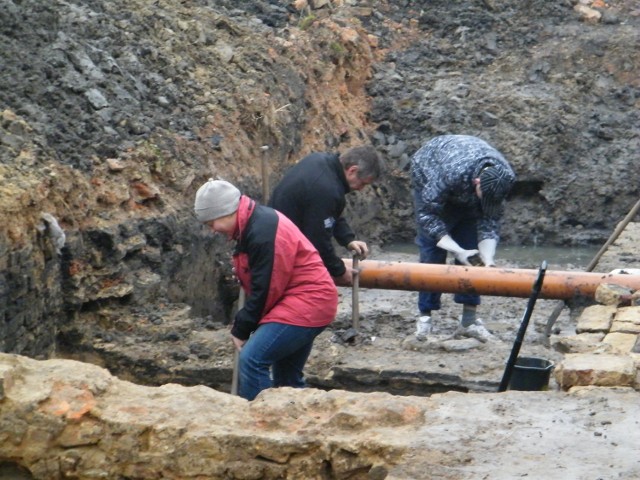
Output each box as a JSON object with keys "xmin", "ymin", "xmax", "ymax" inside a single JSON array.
[
  {"xmin": 416, "ymin": 218, "xmax": 481, "ymax": 313},
  {"xmin": 238, "ymin": 322, "xmax": 326, "ymax": 401}
]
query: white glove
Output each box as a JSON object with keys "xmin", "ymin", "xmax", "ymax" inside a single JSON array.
[
  {"xmin": 478, "ymin": 238, "xmax": 497, "ymax": 267},
  {"xmin": 436, "ymin": 235, "xmax": 479, "ymax": 266}
]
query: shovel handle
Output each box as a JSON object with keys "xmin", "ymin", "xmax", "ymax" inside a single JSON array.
[
  {"xmin": 231, "ymin": 289, "xmax": 245, "ymax": 396},
  {"xmin": 352, "ymin": 254, "xmax": 360, "ymax": 331}
]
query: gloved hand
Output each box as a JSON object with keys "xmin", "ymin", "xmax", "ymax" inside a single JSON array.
[
  {"xmin": 478, "ymin": 238, "xmax": 497, "ymax": 267},
  {"xmin": 436, "ymin": 235, "xmax": 479, "ymax": 266}
]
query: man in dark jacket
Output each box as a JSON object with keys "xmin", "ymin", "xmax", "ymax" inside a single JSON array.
[
  {"xmin": 269, "ymin": 145, "xmax": 384, "ymax": 286},
  {"xmin": 411, "ymin": 135, "xmax": 516, "ymax": 342}
]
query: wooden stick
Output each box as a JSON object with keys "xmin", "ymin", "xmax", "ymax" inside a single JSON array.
[
  {"xmin": 230, "ymin": 289, "xmax": 244, "ymax": 396},
  {"xmin": 261, "ymin": 145, "xmax": 270, "ymax": 204},
  {"xmin": 352, "ymin": 254, "xmax": 360, "ymax": 331}
]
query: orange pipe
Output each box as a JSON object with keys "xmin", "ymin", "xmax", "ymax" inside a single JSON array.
[{"xmin": 343, "ymin": 259, "xmax": 640, "ymax": 300}]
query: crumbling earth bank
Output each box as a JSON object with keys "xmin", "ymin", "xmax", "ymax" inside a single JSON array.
[
  {"xmin": 367, "ymin": 0, "xmax": 640, "ymax": 246},
  {"xmin": 0, "ymin": 0, "xmax": 384, "ymax": 353},
  {"xmin": 1, "ymin": 0, "xmax": 639, "ymax": 376},
  {"xmin": 1, "ymin": 1, "xmax": 640, "ymax": 478},
  {"xmin": 1, "ymin": 0, "xmax": 639, "ymax": 247}
]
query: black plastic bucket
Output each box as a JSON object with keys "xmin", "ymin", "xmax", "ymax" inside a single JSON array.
[{"xmin": 508, "ymin": 357, "xmax": 554, "ymax": 391}]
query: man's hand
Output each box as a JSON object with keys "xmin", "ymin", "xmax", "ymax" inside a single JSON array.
[
  {"xmin": 347, "ymin": 240, "xmax": 369, "ymax": 259},
  {"xmin": 231, "ymin": 335, "xmax": 246, "ymax": 351},
  {"xmin": 333, "ymin": 269, "xmax": 352, "ymax": 287},
  {"xmin": 333, "ymin": 267, "xmax": 356, "ymax": 286}
]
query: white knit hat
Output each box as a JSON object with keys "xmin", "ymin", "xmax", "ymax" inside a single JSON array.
[{"xmin": 194, "ymin": 179, "xmax": 241, "ymax": 222}]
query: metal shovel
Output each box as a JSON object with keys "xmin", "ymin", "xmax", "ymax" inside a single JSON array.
[{"xmin": 498, "ymin": 260, "xmax": 547, "ymax": 392}]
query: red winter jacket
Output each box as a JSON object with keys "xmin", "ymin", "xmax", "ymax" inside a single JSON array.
[{"xmin": 230, "ymin": 196, "xmax": 338, "ymax": 340}]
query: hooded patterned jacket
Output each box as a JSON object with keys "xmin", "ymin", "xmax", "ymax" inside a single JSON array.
[{"xmin": 411, "ymin": 135, "xmax": 516, "ymax": 242}]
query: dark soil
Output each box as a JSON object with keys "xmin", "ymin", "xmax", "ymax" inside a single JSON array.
[
  {"xmin": 2, "ymin": 0, "xmax": 639, "ymax": 246},
  {"xmin": 2, "ymin": 3, "xmax": 640, "ymax": 472}
]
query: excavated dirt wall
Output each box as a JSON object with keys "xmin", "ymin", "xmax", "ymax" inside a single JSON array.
[{"xmin": 1, "ymin": 1, "xmax": 639, "ymax": 373}]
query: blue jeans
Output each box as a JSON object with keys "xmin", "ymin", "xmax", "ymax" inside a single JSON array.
[
  {"xmin": 238, "ymin": 322, "xmax": 326, "ymax": 401},
  {"xmin": 416, "ymin": 216, "xmax": 481, "ymax": 313}
]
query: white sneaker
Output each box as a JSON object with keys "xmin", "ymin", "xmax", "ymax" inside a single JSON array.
[
  {"xmin": 455, "ymin": 319, "xmax": 494, "ymax": 343},
  {"xmin": 415, "ymin": 316, "xmax": 433, "ymax": 339}
]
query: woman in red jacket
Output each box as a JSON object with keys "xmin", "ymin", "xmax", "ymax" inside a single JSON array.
[{"xmin": 194, "ymin": 179, "xmax": 338, "ymax": 401}]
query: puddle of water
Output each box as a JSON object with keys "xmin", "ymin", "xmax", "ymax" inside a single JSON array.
[
  {"xmin": 497, "ymin": 245, "xmax": 600, "ymax": 270},
  {"xmin": 382, "ymin": 243, "xmax": 600, "ymax": 271}
]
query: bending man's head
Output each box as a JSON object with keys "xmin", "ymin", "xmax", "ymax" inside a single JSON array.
[
  {"xmin": 339, "ymin": 145, "xmax": 385, "ymax": 191},
  {"xmin": 477, "ymin": 165, "xmax": 515, "ymax": 217}
]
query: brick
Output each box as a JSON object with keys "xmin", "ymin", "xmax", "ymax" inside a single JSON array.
[
  {"xmin": 575, "ymin": 305, "xmax": 616, "ymax": 333},
  {"xmin": 614, "ymin": 306, "xmax": 640, "ymax": 323},
  {"xmin": 611, "ymin": 308, "xmax": 640, "ymax": 334},
  {"xmin": 602, "ymin": 332, "xmax": 639, "ymax": 353},
  {"xmin": 555, "ymin": 353, "xmax": 635, "ymax": 389},
  {"xmin": 550, "ymin": 332, "xmax": 605, "ymax": 353}
]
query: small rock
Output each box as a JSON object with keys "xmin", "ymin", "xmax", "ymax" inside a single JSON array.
[
  {"xmin": 85, "ymin": 88, "xmax": 109, "ymax": 109},
  {"xmin": 106, "ymin": 158, "xmax": 126, "ymax": 171},
  {"xmin": 595, "ymin": 283, "xmax": 635, "ymax": 307}
]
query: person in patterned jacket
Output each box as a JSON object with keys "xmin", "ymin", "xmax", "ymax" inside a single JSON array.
[
  {"xmin": 411, "ymin": 135, "xmax": 516, "ymax": 342},
  {"xmin": 194, "ymin": 179, "xmax": 338, "ymax": 401}
]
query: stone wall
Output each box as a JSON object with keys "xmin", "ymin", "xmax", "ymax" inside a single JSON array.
[
  {"xmin": 0, "ymin": 227, "xmax": 61, "ymax": 358},
  {"xmin": 2, "ymin": 352, "xmax": 640, "ymax": 479},
  {"xmin": 552, "ymin": 222, "xmax": 640, "ymax": 389}
]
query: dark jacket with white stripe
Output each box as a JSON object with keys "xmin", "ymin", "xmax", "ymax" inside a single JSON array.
[{"xmin": 269, "ymin": 152, "xmax": 355, "ymax": 277}]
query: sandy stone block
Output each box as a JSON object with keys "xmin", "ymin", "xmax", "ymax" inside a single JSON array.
[
  {"xmin": 574, "ymin": 4, "xmax": 602, "ymax": 23},
  {"xmin": 611, "ymin": 308, "xmax": 640, "ymax": 334},
  {"xmin": 550, "ymin": 332, "xmax": 605, "ymax": 354},
  {"xmin": 555, "ymin": 353, "xmax": 635, "ymax": 389},
  {"xmin": 310, "ymin": 0, "xmax": 330, "ymax": 8},
  {"xmin": 366, "ymin": 34, "xmax": 379, "ymax": 48},
  {"xmin": 630, "ymin": 353, "xmax": 640, "ymax": 389},
  {"xmin": 610, "ymin": 321, "xmax": 640, "ymax": 334},
  {"xmin": 353, "ymin": 7, "xmax": 373, "ymax": 17},
  {"xmin": 293, "ymin": 0, "xmax": 308, "ymax": 10},
  {"xmin": 602, "ymin": 332, "xmax": 639, "ymax": 353},
  {"xmin": 595, "ymin": 283, "xmax": 635, "ymax": 306},
  {"xmin": 575, "ymin": 305, "xmax": 616, "ymax": 333},
  {"xmin": 614, "ymin": 306, "xmax": 640, "ymax": 323}
]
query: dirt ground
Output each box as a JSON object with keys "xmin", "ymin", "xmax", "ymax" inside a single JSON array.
[
  {"xmin": 57, "ymin": 223, "xmax": 640, "ymax": 398},
  {"xmin": 306, "ymin": 248, "xmax": 573, "ymax": 395},
  {"xmin": 2, "ymin": 1, "xmax": 640, "ymax": 476},
  {"xmin": 54, "ymin": 246, "xmax": 573, "ymax": 396},
  {"xmin": 309, "ymin": 221, "xmax": 640, "ymax": 395}
]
